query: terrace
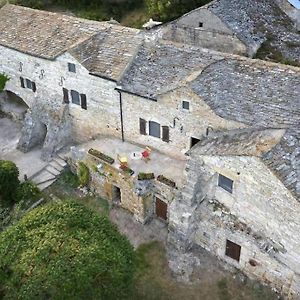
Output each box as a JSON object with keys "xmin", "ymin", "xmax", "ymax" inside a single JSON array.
[{"xmin": 69, "ymin": 137, "xmax": 187, "ymax": 188}]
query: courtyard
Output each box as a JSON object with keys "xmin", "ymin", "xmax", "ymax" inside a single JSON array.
[{"xmin": 0, "ymin": 116, "xmax": 47, "ymax": 179}]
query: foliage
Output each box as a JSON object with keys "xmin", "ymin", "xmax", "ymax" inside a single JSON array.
[
  {"xmin": 0, "ymin": 201, "xmax": 135, "ymax": 300},
  {"xmin": 157, "ymin": 175, "xmax": 176, "ymax": 188},
  {"xmin": 0, "ymin": 73, "xmax": 9, "ymax": 92},
  {"xmin": 58, "ymin": 168, "xmax": 80, "ymax": 188},
  {"xmin": 89, "ymin": 148, "xmax": 115, "ymax": 164},
  {"xmin": 10, "ymin": 0, "xmax": 211, "ymax": 27},
  {"xmin": 145, "ymin": 0, "xmax": 211, "ymax": 22},
  {"xmin": 78, "ymin": 161, "xmax": 90, "ymax": 187},
  {"xmin": 138, "ymin": 172, "xmax": 155, "ymax": 180},
  {"xmin": 0, "ymin": 160, "xmax": 19, "ymax": 207},
  {"xmin": 16, "ymin": 181, "xmax": 41, "ymax": 204}
]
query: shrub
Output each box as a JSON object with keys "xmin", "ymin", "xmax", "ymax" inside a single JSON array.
[
  {"xmin": 0, "ymin": 160, "xmax": 19, "ymax": 207},
  {"xmin": 138, "ymin": 172, "xmax": 155, "ymax": 180},
  {"xmin": 0, "ymin": 73, "xmax": 9, "ymax": 92},
  {"xmin": 16, "ymin": 181, "xmax": 41, "ymax": 204},
  {"xmin": 0, "ymin": 201, "xmax": 135, "ymax": 300},
  {"xmin": 78, "ymin": 161, "xmax": 90, "ymax": 186}
]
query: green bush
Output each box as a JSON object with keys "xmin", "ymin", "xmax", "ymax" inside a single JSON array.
[
  {"xmin": 145, "ymin": 0, "xmax": 211, "ymax": 22},
  {"xmin": 16, "ymin": 181, "xmax": 41, "ymax": 204},
  {"xmin": 0, "ymin": 160, "xmax": 19, "ymax": 207},
  {"xmin": 0, "ymin": 201, "xmax": 135, "ymax": 300},
  {"xmin": 78, "ymin": 161, "xmax": 90, "ymax": 187},
  {"xmin": 0, "ymin": 73, "xmax": 9, "ymax": 92}
]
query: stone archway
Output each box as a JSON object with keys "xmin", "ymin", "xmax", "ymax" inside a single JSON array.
[{"xmin": 0, "ymin": 90, "xmax": 29, "ymax": 121}]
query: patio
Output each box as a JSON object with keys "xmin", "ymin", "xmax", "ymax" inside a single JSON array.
[{"xmin": 71, "ymin": 137, "xmax": 187, "ymax": 187}]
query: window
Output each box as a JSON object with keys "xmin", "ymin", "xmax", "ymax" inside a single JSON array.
[
  {"xmin": 149, "ymin": 121, "xmax": 160, "ymax": 138},
  {"xmin": 191, "ymin": 137, "xmax": 200, "ymax": 148},
  {"xmin": 21, "ymin": 77, "xmax": 36, "ymax": 92},
  {"xmin": 162, "ymin": 126, "xmax": 169, "ymax": 143},
  {"xmin": 71, "ymin": 90, "xmax": 80, "ymax": 105},
  {"xmin": 26, "ymin": 79, "xmax": 32, "ymax": 89},
  {"xmin": 182, "ymin": 101, "xmax": 190, "ymax": 110},
  {"xmin": 218, "ymin": 174, "xmax": 233, "ymax": 193},
  {"xmin": 199, "ymin": 22, "xmax": 203, "ymax": 28},
  {"xmin": 225, "ymin": 240, "xmax": 241, "ymax": 262},
  {"xmin": 63, "ymin": 88, "xmax": 69, "ymax": 104},
  {"xmin": 68, "ymin": 63, "xmax": 76, "ymax": 73},
  {"xmin": 139, "ymin": 118, "xmax": 147, "ymax": 135}
]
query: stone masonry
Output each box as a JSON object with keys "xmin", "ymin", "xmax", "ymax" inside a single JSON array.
[{"xmin": 0, "ymin": 4, "xmax": 299, "ymax": 298}]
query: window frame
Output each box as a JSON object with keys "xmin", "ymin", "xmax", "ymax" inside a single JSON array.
[{"xmin": 218, "ymin": 174, "xmax": 234, "ymax": 194}]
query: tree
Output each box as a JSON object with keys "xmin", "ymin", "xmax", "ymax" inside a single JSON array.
[
  {"xmin": 0, "ymin": 201, "xmax": 135, "ymax": 300},
  {"xmin": 145, "ymin": 0, "xmax": 212, "ymax": 22},
  {"xmin": 0, "ymin": 73, "xmax": 9, "ymax": 92},
  {"xmin": 0, "ymin": 160, "xmax": 19, "ymax": 207}
]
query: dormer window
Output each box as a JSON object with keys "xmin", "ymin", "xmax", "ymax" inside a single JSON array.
[
  {"xmin": 218, "ymin": 174, "xmax": 233, "ymax": 193},
  {"xmin": 68, "ymin": 63, "xmax": 76, "ymax": 73}
]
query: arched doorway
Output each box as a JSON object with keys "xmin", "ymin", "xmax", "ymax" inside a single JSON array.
[{"xmin": 0, "ymin": 90, "xmax": 29, "ymax": 121}]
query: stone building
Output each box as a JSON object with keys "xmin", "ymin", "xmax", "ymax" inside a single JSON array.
[
  {"xmin": 157, "ymin": 0, "xmax": 300, "ymax": 63},
  {"xmin": 0, "ymin": 3, "xmax": 300, "ymax": 298}
]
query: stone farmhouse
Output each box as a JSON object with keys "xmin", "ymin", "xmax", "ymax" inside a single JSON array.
[
  {"xmin": 0, "ymin": 2, "xmax": 299, "ymax": 298},
  {"xmin": 158, "ymin": 0, "xmax": 300, "ymax": 63}
]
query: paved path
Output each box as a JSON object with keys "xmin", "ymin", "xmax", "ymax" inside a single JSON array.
[{"xmin": 110, "ymin": 207, "xmax": 168, "ymax": 248}]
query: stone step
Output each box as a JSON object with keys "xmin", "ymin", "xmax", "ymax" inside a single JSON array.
[
  {"xmin": 57, "ymin": 152, "xmax": 68, "ymax": 161},
  {"xmin": 46, "ymin": 165, "xmax": 61, "ymax": 176},
  {"xmin": 32, "ymin": 170, "xmax": 56, "ymax": 185},
  {"xmin": 49, "ymin": 160, "xmax": 64, "ymax": 172},
  {"xmin": 37, "ymin": 179, "xmax": 57, "ymax": 191},
  {"xmin": 54, "ymin": 157, "xmax": 67, "ymax": 168}
]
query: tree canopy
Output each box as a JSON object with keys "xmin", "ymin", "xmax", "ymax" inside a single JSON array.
[{"xmin": 0, "ymin": 201, "xmax": 135, "ymax": 300}]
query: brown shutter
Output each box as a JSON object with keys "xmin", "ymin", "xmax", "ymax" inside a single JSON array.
[
  {"xmin": 225, "ymin": 240, "xmax": 241, "ymax": 262},
  {"xmin": 80, "ymin": 94, "xmax": 87, "ymax": 110},
  {"xmin": 20, "ymin": 77, "xmax": 25, "ymax": 88},
  {"xmin": 32, "ymin": 82, "xmax": 36, "ymax": 92},
  {"xmin": 63, "ymin": 88, "xmax": 69, "ymax": 104},
  {"xmin": 162, "ymin": 126, "xmax": 169, "ymax": 143},
  {"xmin": 139, "ymin": 118, "xmax": 146, "ymax": 135}
]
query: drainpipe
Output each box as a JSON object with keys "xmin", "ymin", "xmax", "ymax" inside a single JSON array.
[{"xmin": 117, "ymin": 90, "xmax": 125, "ymax": 142}]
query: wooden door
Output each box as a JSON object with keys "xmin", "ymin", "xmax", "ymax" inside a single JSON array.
[{"xmin": 156, "ymin": 198, "xmax": 168, "ymax": 221}]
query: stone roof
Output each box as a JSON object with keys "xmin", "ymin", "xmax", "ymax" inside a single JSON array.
[
  {"xmin": 0, "ymin": 4, "xmax": 141, "ymax": 80},
  {"xmin": 118, "ymin": 42, "xmax": 224, "ymax": 99},
  {"xmin": 191, "ymin": 58, "xmax": 300, "ymax": 199},
  {"xmin": 69, "ymin": 26, "xmax": 142, "ymax": 81},
  {"xmin": 0, "ymin": 4, "xmax": 106, "ymax": 59},
  {"xmin": 208, "ymin": 0, "xmax": 300, "ymax": 62},
  {"xmin": 191, "ymin": 128, "xmax": 286, "ymax": 157}
]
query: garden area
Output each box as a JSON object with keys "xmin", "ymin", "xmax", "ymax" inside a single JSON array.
[{"xmin": 0, "ymin": 160, "xmax": 278, "ymax": 300}]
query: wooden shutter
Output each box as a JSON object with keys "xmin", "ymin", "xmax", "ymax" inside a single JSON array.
[
  {"xmin": 139, "ymin": 118, "xmax": 146, "ymax": 135},
  {"xmin": 20, "ymin": 77, "xmax": 25, "ymax": 88},
  {"xmin": 32, "ymin": 82, "xmax": 36, "ymax": 92},
  {"xmin": 63, "ymin": 88, "xmax": 69, "ymax": 104},
  {"xmin": 162, "ymin": 126, "xmax": 170, "ymax": 143},
  {"xmin": 155, "ymin": 198, "xmax": 168, "ymax": 221},
  {"xmin": 225, "ymin": 240, "xmax": 241, "ymax": 262},
  {"xmin": 80, "ymin": 94, "xmax": 87, "ymax": 110}
]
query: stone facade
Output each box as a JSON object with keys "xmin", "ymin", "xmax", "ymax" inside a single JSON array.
[{"xmin": 0, "ymin": 4, "xmax": 299, "ymax": 298}]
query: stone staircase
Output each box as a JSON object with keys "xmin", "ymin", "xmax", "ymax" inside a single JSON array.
[{"xmin": 30, "ymin": 155, "xmax": 67, "ymax": 191}]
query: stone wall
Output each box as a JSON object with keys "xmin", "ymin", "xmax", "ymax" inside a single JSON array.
[
  {"xmin": 121, "ymin": 87, "xmax": 246, "ymax": 158},
  {"xmin": 169, "ymin": 154, "xmax": 300, "ymax": 298},
  {"xmin": 0, "ymin": 45, "xmax": 122, "ymax": 159},
  {"xmin": 159, "ymin": 8, "xmax": 247, "ymax": 56},
  {"xmin": 68, "ymin": 147, "xmax": 178, "ymax": 223}
]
